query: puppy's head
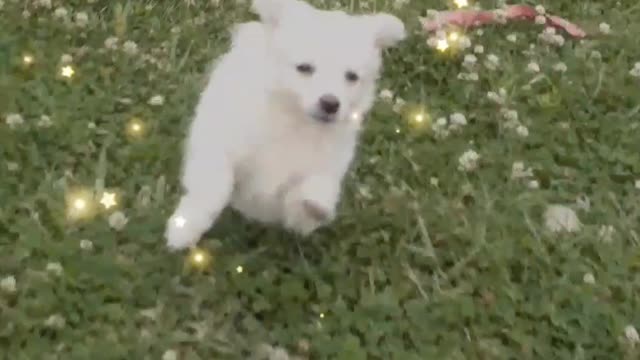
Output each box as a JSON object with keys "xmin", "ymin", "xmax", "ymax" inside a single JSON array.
[{"xmin": 253, "ymin": 0, "xmax": 405, "ymax": 125}]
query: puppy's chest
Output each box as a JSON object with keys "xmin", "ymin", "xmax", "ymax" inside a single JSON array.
[{"xmin": 236, "ymin": 125, "xmax": 335, "ymax": 192}]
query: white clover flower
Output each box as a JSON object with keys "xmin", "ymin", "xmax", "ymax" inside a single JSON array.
[
  {"xmin": 458, "ymin": 35, "xmax": 471, "ymax": 50},
  {"xmin": 108, "ymin": 211, "xmax": 128, "ymax": 231},
  {"xmin": 148, "ymin": 95, "xmax": 165, "ymax": 106},
  {"xmin": 511, "ymin": 161, "xmax": 533, "ymax": 179},
  {"xmin": 494, "ymin": 9, "xmax": 507, "ymax": 24},
  {"xmin": 535, "ymin": 5, "xmax": 546, "ymax": 14},
  {"xmin": 527, "ymin": 180, "xmax": 540, "ymax": 189},
  {"xmin": 35, "ymin": 0, "xmax": 52, "ymax": 8},
  {"xmin": 46, "ymin": 262, "xmax": 63, "ymax": 276},
  {"xmin": 60, "ymin": 54, "xmax": 73, "ymax": 64},
  {"xmin": 463, "ymin": 54, "xmax": 477, "ymax": 69},
  {"xmin": 104, "ymin": 36, "xmax": 119, "ymax": 50},
  {"xmin": 625, "ymin": 325, "xmax": 640, "ymax": 344},
  {"xmin": 487, "ymin": 91, "xmax": 505, "ymax": 105},
  {"xmin": 501, "ymin": 109, "xmax": 519, "ymax": 123},
  {"xmin": 535, "ymin": 15, "xmax": 546, "ymax": 25},
  {"xmin": 598, "ymin": 225, "xmax": 615, "ymax": 243},
  {"xmin": 630, "ymin": 63, "xmax": 640, "ymax": 78},
  {"xmin": 80, "ymin": 239, "xmax": 93, "ymax": 251},
  {"xmin": 426, "ymin": 36, "xmax": 439, "ymax": 49},
  {"xmin": 6, "ymin": 162, "xmax": 19, "ymax": 172},
  {"xmin": 123, "ymin": 40, "xmax": 138, "ymax": 55},
  {"xmin": 599, "ymin": 22, "xmax": 611, "ymax": 34},
  {"xmin": 516, "ymin": 125, "xmax": 529, "ymax": 137},
  {"xmin": 162, "ymin": 350, "xmax": 178, "ymax": 360},
  {"xmin": 544, "ymin": 204, "xmax": 582, "ymax": 233},
  {"xmin": 526, "ymin": 62, "xmax": 540, "ymax": 73},
  {"xmin": 5, "ymin": 113, "xmax": 24, "ymax": 128},
  {"xmin": 432, "ymin": 117, "xmax": 449, "ymax": 139},
  {"xmin": 473, "ymin": 45, "xmax": 484, "ymax": 54},
  {"xmin": 37, "ymin": 115, "xmax": 53, "ymax": 128},
  {"xmin": 392, "ymin": 98, "xmax": 405, "ymax": 113},
  {"xmin": 53, "ymin": 7, "xmax": 68, "ymax": 19},
  {"xmin": 457, "ymin": 72, "xmax": 479, "ymax": 81},
  {"xmin": 75, "ymin": 11, "xmax": 89, "ymax": 27},
  {"xmin": 379, "ymin": 89, "xmax": 394, "ymax": 101},
  {"xmin": 44, "ymin": 314, "xmax": 66, "ymax": 329},
  {"xmin": 506, "ymin": 33, "xmax": 517, "ymax": 43},
  {"xmin": 552, "ymin": 62, "xmax": 567, "ymax": 73},
  {"xmin": 552, "ymin": 34, "xmax": 565, "ymax": 47},
  {"xmin": 449, "ymin": 112, "xmax": 467, "ymax": 129},
  {"xmin": 484, "ymin": 54, "xmax": 500, "ymax": 70},
  {"xmin": 269, "ymin": 347, "xmax": 290, "ymax": 360},
  {"xmin": 458, "ymin": 150, "xmax": 480, "ymax": 172},
  {"xmin": 583, "ymin": 273, "xmax": 595, "ymax": 284},
  {"xmin": 0, "ymin": 275, "xmax": 16, "ymax": 293}
]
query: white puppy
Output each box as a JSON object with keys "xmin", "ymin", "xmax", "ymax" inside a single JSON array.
[{"xmin": 165, "ymin": 0, "xmax": 405, "ymax": 250}]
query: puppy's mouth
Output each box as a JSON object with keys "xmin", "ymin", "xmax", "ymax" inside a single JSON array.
[{"xmin": 310, "ymin": 112, "xmax": 336, "ymax": 124}]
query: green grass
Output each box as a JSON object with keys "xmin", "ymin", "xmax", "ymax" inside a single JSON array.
[{"xmin": 2, "ymin": 0, "xmax": 640, "ymax": 358}]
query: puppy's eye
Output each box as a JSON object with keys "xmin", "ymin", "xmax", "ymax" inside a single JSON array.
[
  {"xmin": 345, "ymin": 71, "xmax": 359, "ymax": 82},
  {"xmin": 296, "ymin": 63, "xmax": 315, "ymax": 75}
]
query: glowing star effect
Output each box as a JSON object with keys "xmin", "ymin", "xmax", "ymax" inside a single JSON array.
[
  {"xmin": 99, "ymin": 192, "xmax": 117, "ymax": 209},
  {"xmin": 350, "ymin": 111, "xmax": 362, "ymax": 123},
  {"xmin": 236, "ymin": 265, "xmax": 244, "ymax": 274},
  {"xmin": 448, "ymin": 32, "xmax": 460, "ymax": 42},
  {"xmin": 125, "ymin": 117, "xmax": 146, "ymax": 139},
  {"xmin": 173, "ymin": 215, "xmax": 187, "ymax": 228},
  {"xmin": 454, "ymin": 0, "xmax": 468, "ymax": 8},
  {"xmin": 319, "ymin": 313, "xmax": 325, "ymax": 319},
  {"xmin": 66, "ymin": 189, "xmax": 96, "ymax": 221},
  {"xmin": 60, "ymin": 65, "xmax": 75, "ymax": 78},
  {"xmin": 187, "ymin": 248, "xmax": 212, "ymax": 270},
  {"xmin": 407, "ymin": 107, "xmax": 431, "ymax": 129},
  {"xmin": 23, "ymin": 55, "xmax": 34, "ymax": 65},
  {"xmin": 436, "ymin": 38, "xmax": 449, "ymax": 52}
]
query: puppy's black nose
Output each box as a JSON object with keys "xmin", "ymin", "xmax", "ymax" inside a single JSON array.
[{"xmin": 319, "ymin": 94, "xmax": 340, "ymax": 114}]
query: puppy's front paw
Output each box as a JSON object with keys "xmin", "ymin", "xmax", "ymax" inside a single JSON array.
[{"xmin": 284, "ymin": 199, "xmax": 334, "ymax": 236}]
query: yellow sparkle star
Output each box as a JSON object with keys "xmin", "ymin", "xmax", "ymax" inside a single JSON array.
[
  {"xmin": 187, "ymin": 247, "xmax": 212, "ymax": 270},
  {"xmin": 23, "ymin": 55, "xmax": 34, "ymax": 65},
  {"xmin": 66, "ymin": 188, "xmax": 96, "ymax": 221},
  {"xmin": 436, "ymin": 38, "xmax": 449, "ymax": 52},
  {"xmin": 236, "ymin": 265, "xmax": 244, "ymax": 274},
  {"xmin": 60, "ymin": 65, "xmax": 75, "ymax": 78},
  {"xmin": 454, "ymin": 0, "xmax": 468, "ymax": 8},
  {"xmin": 100, "ymin": 192, "xmax": 117, "ymax": 209},
  {"xmin": 125, "ymin": 117, "xmax": 146, "ymax": 139},
  {"xmin": 448, "ymin": 32, "xmax": 460, "ymax": 42}
]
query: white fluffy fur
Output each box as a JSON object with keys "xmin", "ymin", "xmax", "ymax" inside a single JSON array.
[{"xmin": 165, "ymin": 0, "xmax": 405, "ymax": 250}]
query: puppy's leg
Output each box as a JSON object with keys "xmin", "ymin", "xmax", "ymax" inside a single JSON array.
[
  {"xmin": 283, "ymin": 175, "xmax": 341, "ymax": 236},
  {"xmin": 165, "ymin": 152, "xmax": 233, "ymax": 250}
]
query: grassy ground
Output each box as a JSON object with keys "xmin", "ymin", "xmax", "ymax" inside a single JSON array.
[{"xmin": 2, "ymin": 0, "xmax": 640, "ymax": 358}]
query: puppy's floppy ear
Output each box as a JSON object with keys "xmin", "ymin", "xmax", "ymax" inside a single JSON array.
[
  {"xmin": 361, "ymin": 13, "xmax": 406, "ymax": 49},
  {"xmin": 251, "ymin": 0, "xmax": 309, "ymax": 27}
]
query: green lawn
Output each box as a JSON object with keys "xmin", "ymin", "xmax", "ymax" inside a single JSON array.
[{"xmin": 2, "ymin": 0, "xmax": 640, "ymax": 359}]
